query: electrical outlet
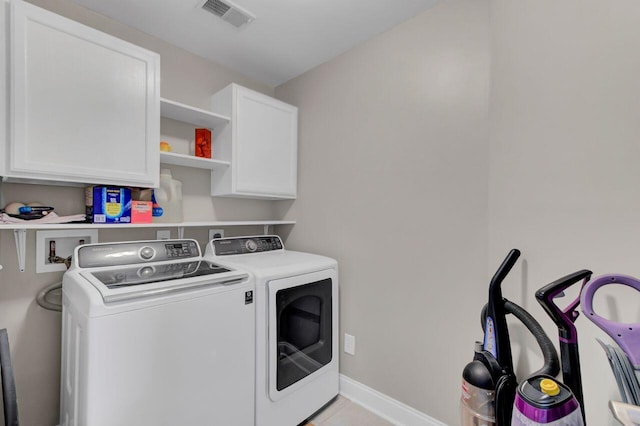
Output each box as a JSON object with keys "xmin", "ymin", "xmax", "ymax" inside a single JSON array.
[
  {"xmin": 209, "ymin": 229, "xmax": 225, "ymax": 241},
  {"xmin": 344, "ymin": 333, "xmax": 355, "ymax": 355},
  {"xmin": 156, "ymin": 230, "xmax": 171, "ymax": 240}
]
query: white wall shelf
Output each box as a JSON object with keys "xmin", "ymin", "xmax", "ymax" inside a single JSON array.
[
  {"xmin": 0, "ymin": 220, "xmax": 294, "ymax": 230},
  {"xmin": 160, "ymin": 152, "xmax": 230, "ymax": 170},
  {"xmin": 160, "ymin": 98, "xmax": 229, "ymax": 128},
  {"xmin": 0, "ymin": 220, "xmax": 295, "ymax": 272}
]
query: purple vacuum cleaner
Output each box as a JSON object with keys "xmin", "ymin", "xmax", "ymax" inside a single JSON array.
[
  {"xmin": 508, "ymin": 270, "xmax": 591, "ymax": 426},
  {"xmin": 534, "ymin": 269, "xmax": 591, "ymax": 424},
  {"xmin": 462, "ymin": 254, "xmax": 590, "ymax": 425},
  {"xmin": 511, "ymin": 376, "xmax": 584, "ymax": 425}
]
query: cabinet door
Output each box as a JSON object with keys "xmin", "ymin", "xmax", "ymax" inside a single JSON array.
[
  {"xmin": 234, "ymin": 87, "xmax": 297, "ymax": 198},
  {"xmin": 8, "ymin": 0, "xmax": 160, "ymax": 187}
]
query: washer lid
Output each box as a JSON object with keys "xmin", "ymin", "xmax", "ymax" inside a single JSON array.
[
  {"xmin": 90, "ymin": 260, "xmax": 231, "ymax": 287},
  {"xmin": 80, "ymin": 260, "xmax": 248, "ymax": 303}
]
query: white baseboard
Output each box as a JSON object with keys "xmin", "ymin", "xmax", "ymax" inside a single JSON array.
[{"xmin": 339, "ymin": 374, "xmax": 448, "ymax": 426}]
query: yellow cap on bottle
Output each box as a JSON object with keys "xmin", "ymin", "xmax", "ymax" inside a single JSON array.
[{"xmin": 540, "ymin": 378, "xmax": 560, "ymax": 396}]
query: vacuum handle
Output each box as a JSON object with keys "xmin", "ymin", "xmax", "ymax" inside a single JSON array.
[
  {"xmin": 536, "ymin": 270, "xmax": 590, "ymax": 424},
  {"xmin": 535, "ymin": 270, "xmax": 592, "ymax": 343},
  {"xmin": 582, "ymin": 274, "xmax": 640, "ymax": 367},
  {"xmin": 484, "ymin": 249, "xmax": 521, "ymax": 371},
  {"xmin": 489, "ymin": 249, "xmax": 521, "ymax": 292},
  {"xmin": 560, "ymin": 339, "xmax": 586, "ymax": 423}
]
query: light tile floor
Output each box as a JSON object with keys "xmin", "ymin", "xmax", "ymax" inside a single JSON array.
[{"xmin": 306, "ymin": 395, "xmax": 395, "ymax": 426}]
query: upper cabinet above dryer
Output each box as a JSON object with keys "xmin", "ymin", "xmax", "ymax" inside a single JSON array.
[
  {"xmin": 0, "ymin": 0, "xmax": 160, "ymax": 187},
  {"xmin": 210, "ymin": 84, "xmax": 298, "ymax": 200}
]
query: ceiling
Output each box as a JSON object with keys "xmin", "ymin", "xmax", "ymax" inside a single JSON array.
[{"xmin": 70, "ymin": 0, "xmax": 441, "ymax": 87}]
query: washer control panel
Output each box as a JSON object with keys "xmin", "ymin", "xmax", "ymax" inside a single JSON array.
[
  {"xmin": 78, "ymin": 240, "xmax": 200, "ymax": 268},
  {"xmin": 163, "ymin": 242, "xmax": 198, "ymax": 259},
  {"xmin": 212, "ymin": 236, "xmax": 283, "ymax": 256}
]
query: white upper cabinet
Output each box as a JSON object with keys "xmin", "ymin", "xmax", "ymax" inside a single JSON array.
[
  {"xmin": 2, "ymin": 0, "xmax": 160, "ymax": 187},
  {"xmin": 210, "ymin": 84, "xmax": 297, "ymax": 199}
]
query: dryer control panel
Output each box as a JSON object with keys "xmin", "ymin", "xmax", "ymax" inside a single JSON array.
[{"xmin": 212, "ymin": 236, "xmax": 283, "ymax": 256}]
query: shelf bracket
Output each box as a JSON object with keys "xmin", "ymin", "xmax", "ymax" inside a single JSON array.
[
  {"xmin": 13, "ymin": 229, "xmax": 26, "ymax": 272},
  {"xmin": 177, "ymin": 227, "xmax": 185, "ymax": 239},
  {"xmin": 0, "ymin": 180, "xmax": 4, "ymax": 212},
  {"xmin": 263, "ymin": 225, "xmax": 269, "ymax": 235},
  {"xmin": 0, "ymin": 182, "xmax": 6, "ymax": 270}
]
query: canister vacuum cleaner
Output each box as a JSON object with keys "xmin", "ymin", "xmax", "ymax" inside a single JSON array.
[{"xmin": 461, "ymin": 250, "xmax": 587, "ymax": 425}]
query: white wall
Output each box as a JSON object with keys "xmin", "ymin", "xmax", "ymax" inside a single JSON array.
[
  {"xmin": 489, "ymin": 1, "xmax": 640, "ymax": 424},
  {"xmin": 276, "ymin": 1, "xmax": 491, "ymax": 424}
]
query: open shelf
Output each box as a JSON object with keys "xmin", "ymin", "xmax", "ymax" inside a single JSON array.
[
  {"xmin": 0, "ymin": 220, "xmax": 295, "ymax": 231},
  {"xmin": 160, "ymin": 152, "xmax": 230, "ymax": 170},
  {"xmin": 160, "ymin": 98, "xmax": 230, "ymax": 180},
  {"xmin": 160, "ymin": 98, "xmax": 229, "ymax": 128}
]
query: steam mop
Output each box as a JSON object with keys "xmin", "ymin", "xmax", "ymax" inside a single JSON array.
[{"xmin": 582, "ymin": 275, "xmax": 640, "ymax": 409}]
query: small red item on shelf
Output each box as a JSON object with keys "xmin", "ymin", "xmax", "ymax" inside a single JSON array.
[
  {"xmin": 195, "ymin": 128, "xmax": 212, "ymax": 158},
  {"xmin": 131, "ymin": 201, "xmax": 152, "ymax": 224}
]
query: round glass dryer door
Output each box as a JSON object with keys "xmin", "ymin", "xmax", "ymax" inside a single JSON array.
[{"xmin": 267, "ymin": 269, "xmax": 337, "ymax": 400}]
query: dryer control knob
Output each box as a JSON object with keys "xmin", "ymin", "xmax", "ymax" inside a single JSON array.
[{"xmin": 140, "ymin": 246, "xmax": 155, "ymax": 260}]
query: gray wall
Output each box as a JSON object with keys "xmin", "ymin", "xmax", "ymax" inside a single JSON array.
[
  {"xmin": 489, "ymin": 1, "xmax": 640, "ymax": 424},
  {"xmin": 276, "ymin": 1, "xmax": 491, "ymax": 424},
  {"xmin": 278, "ymin": 1, "xmax": 640, "ymax": 423},
  {"xmin": 0, "ymin": 1, "xmax": 278, "ymax": 424}
]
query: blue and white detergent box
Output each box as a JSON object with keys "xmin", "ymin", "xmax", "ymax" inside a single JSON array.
[{"xmin": 89, "ymin": 186, "xmax": 132, "ymax": 224}]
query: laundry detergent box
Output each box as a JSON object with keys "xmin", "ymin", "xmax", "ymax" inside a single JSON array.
[
  {"xmin": 131, "ymin": 200, "xmax": 152, "ymax": 224},
  {"xmin": 88, "ymin": 186, "xmax": 132, "ymax": 224}
]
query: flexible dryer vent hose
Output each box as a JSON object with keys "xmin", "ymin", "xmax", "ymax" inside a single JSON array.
[
  {"xmin": 36, "ymin": 282, "xmax": 62, "ymax": 312},
  {"xmin": 482, "ymin": 300, "xmax": 560, "ymax": 378}
]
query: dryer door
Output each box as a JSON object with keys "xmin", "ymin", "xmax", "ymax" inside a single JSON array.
[{"xmin": 267, "ymin": 269, "xmax": 337, "ymax": 401}]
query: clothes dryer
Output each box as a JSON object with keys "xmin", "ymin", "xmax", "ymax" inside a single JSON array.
[{"xmin": 205, "ymin": 235, "xmax": 339, "ymax": 426}]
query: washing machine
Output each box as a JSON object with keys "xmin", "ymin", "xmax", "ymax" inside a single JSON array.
[
  {"xmin": 204, "ymin": 235, "xmax": 339, "ymax": 426},
  {"xmin": 60, "ymin": 239, "xmax": 255, "ymax": 426}
]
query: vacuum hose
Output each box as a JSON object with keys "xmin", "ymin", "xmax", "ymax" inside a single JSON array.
[{"xmin": 482, "ymin": 300, "xmax": 560, "ymax": 378}]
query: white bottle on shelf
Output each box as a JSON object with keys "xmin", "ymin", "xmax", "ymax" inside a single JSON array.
[{"xmin": 153, "ymin": 169, "xmax": 183, "ymax": 223}]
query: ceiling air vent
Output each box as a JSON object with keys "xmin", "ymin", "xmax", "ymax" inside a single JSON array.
[{"xmin": 201, "ymin": 0, "xmax": 255, "ymax": 28}]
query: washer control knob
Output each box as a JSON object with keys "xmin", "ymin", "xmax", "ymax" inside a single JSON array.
[
  {"xmin": 140, "ymin": 246, "xmax": 155, "ymax": 260},
  {"xmin": 245, "ymin": 239, "xmax": 258, "ymax": 252}
]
